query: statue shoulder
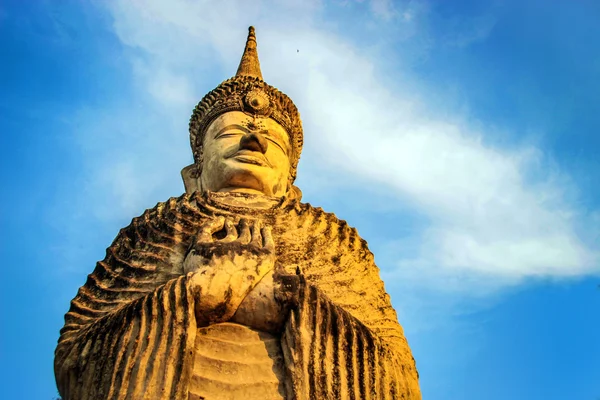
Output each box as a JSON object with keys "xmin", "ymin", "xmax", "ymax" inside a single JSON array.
[
  {"xmin": 287, "ymin": 201, "xmax": 372, "ymax": 258},
  {"xmin": 115, "ymin": 192, "xmax": 206, "ymax": 236},
  {"xmin": 290, "ymin": 200, "xmax": 347, "ymax": 226},
  {"xmin": 106, "ymin": 192, "xmax": 208, "ymax": 263}
]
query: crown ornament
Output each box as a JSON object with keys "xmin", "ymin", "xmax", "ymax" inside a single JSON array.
[
  {"xmin": 189, "ymin": 26, "xmax": 303, "ymax": 183},
  {"xmin": 245, "ymin": 89, "xmax": 270, "ymax": 113}
]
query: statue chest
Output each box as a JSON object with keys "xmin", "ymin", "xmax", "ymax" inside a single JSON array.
[{"xmin": 188, "ymin": 322, "xmax": 287, "ymax": 400}]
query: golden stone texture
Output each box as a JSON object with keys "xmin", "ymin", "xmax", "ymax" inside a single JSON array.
[{"xmin": 55, "ymin": 26, "xmax": 421, "ymax": 400}]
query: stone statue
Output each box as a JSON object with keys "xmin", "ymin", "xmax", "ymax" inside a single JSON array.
[{"xmin": 55, "ymin": 27, "xmax": 421, "ymax": 400}]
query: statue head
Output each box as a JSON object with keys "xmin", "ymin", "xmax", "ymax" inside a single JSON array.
[{"xmin": 183, "ymin": 27, "xmax": 303, "ymax": 199}]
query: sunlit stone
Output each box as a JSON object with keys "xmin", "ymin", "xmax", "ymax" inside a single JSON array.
[{"xmin": 55, "ymin": 26, "xmax": 421, "ymax": 400}]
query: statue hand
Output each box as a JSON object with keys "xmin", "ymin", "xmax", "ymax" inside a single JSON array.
[
  {"xmin": 230, "ymin": 270, "xmax": 286, "ymax": 333},
  {"xmin": 231, "ymin": 266, "xmax": 306, "ymax": 333},
  {"xmin": 273, "ymin": 266, "xmax": 306, "ymax": 308},
  {"xmin": 185, "ymin": 217, "xmax": 276, "ymax": 326}
]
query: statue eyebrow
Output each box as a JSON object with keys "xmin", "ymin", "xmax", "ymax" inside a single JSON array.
[{"xmin": 213, "ymin": 124, "xmax": 250, "ymax": 137}]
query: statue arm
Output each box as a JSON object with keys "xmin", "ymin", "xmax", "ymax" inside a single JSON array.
[
  {"xmin": 55, "ymin": 274, "xmax": 198, "ymax": 400},
  {"xmin": 55, "ymin": 196, "xmax": 276, "ymax": 400},
  {"xmin": 55, "ymin": 196, "xmax": 201, "ymax": 400},
  {"xmin": 278, "ymin": 276, "xmax": 420, "ymax": 400},
  {"xmin": 279, "ymin": 207, "xmax": 421, "ymax": 399}
]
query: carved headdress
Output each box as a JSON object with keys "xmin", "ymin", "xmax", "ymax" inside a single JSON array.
[{"xmin": 189, "ymin": 27, "xmax": 303, "ymax": 183}]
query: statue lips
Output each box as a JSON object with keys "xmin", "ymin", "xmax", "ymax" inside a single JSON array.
[{"xmin": 228, "ymin": 149, "xmax": 271, "ymax": 167}]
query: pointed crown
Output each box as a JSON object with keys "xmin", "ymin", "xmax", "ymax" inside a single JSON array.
[{"xmin": 189, "ymin": 26, "xmax": 303, "ymax": 183}]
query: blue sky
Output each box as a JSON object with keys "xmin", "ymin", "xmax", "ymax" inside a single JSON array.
[{"xmin": 1, "ymin": 0, "xmax": 599, "ymax": 399}]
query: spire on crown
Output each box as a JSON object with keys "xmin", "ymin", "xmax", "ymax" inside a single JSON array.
[{"xmin": 235, "ymin": 26, "xmax": 263, "ymax": 80}]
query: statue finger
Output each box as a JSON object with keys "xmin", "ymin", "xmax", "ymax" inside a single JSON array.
[
  {"xmin": 261, "ymin": 226, "xmax": 274, "ymax": 252},
  {"xmin": 221, "ymin": 218, "xmax": 238, "ymax": 243},
  {"xmin": 198, "ymin": 216, "xmax": 225, "ymax": 242},
  {"xmin": 250, "ymin": 220, "xmax": 262, "ymax": 247},
  {"xmin": 236, "ymin": 219, "xmax": 251, "ymax": 245}
]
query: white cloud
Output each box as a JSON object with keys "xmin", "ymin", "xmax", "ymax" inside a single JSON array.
[{"xmin": 75, "ymin": 0, "xmax": 599, "ymax": 291}]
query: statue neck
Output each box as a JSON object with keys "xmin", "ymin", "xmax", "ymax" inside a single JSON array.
[
  {"xmin": 204, "ymin": 190, "xmax": 283, "ymax": 211},
  {"xmin": 217, "ymin": 187, "xmax": 274, "ymax": 197}
]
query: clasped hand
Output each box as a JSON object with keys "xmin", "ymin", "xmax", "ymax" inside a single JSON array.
[{"xmin": 184, "ymin": 216, "xmax": 275, "ymax": 326}]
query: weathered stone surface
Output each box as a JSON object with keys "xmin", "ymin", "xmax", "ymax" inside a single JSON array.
[
  {"xmin": 190, "ymin": 323, "xmax": 286, "ymax": 399},
  {"xmin": 55, "ymin": 26, "xmax": 421, "ymax": 399}
]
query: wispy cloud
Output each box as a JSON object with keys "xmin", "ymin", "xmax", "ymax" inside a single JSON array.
[{"xmin": 71, "ymin": 0, "xmax": 599, "ymax": 291}]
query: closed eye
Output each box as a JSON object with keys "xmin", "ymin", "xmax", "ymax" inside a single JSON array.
[
  {"xmin": 267, "ymin": 137, "xmax": 288, "ymax": 154},
  {"xmin": 216, "ymin": 131, "xmax": 244, "ymax": 139},
  {"xmin": 262, "ymin": 133, "xmax": 290, "ymax": 155}
]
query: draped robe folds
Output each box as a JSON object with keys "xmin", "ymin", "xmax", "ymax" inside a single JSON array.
[{"xmin": 55, "ymin": 192, "xmax": 421, "ymax": 399}]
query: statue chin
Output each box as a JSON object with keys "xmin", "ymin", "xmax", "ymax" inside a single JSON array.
[
  {"xmin": 181, "ymin": 163, "xmax": 290, "ymax": 198},
  {"xmin": 217, "ymin": 164, "xmax": 286, "ymax": 197}
]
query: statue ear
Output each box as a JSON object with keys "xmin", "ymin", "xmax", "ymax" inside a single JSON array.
[
  {"xmin": 287, "ymin": 185, "xmax": 302, "ymax": 201},
  {"xmin": 181, "ymin": 164, "xmax": 200, "ymax": 194}
]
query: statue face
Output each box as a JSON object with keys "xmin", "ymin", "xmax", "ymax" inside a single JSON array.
[{"xmin": 199, "ymin": 111, "xmax": 292, "ymax": 197}]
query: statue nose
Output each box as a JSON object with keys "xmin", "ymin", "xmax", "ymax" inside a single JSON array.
[{"xmin": 239, "ymin": 132, "xmax": 268, "ymax": 154}]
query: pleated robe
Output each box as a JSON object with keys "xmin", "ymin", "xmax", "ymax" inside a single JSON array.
[{"xmin": 55, "ymin": 192, "xmax": 421, "ymax": 399}]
